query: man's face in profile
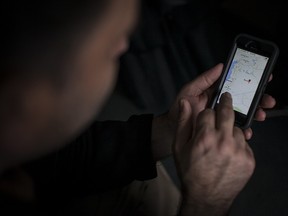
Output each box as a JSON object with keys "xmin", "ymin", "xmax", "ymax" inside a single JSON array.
[{"xmin": 0, "ymin": 0, "xmax": 138, "ymax": 170}]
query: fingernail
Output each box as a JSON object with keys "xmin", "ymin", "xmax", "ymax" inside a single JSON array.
[{"xmin": 224, "ymin": 92, "xmax": 232, "ymax": 99}]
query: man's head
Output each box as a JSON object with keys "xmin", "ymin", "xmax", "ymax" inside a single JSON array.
[{"xmin": 0, "ymin": 0, "xmax": 138, "ymax": 170}]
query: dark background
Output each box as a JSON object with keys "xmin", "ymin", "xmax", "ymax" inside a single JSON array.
[{"xmin": 99, "ymin": 0, "xmax": 288, "ymax": 215}]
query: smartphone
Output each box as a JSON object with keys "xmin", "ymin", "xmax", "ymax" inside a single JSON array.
[{"xmin": 210, "ymin": 34, "xmax": 279, "ymax": 129}]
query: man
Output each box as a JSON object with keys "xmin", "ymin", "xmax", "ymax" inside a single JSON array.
[{"xmin": 0, "ymin": 0, "xmax": 276, "ymax": 215}]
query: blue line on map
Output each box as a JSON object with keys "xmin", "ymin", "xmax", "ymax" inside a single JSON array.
[{"xmin": 226, "ymin": 60, "xmax": 237, "ymax": 82}]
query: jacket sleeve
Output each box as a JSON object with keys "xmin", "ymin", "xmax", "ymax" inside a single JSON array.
[{"xmin": 25, "ymin": 114, "xmax": 157, "ymax": 200}]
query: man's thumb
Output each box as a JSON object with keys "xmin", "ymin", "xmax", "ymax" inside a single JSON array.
[
  {"xmin": 175, "ymin": 99, "xmax": 193, "ymax": 149},
  {"xmin": 191, "ymin": 63, "xmax": 223, "ymax": 94}
]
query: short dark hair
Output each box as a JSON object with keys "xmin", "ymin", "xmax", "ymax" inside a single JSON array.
[{"xmin": 1, "ymin": 0, "xmax": 112, "ymax": 86}]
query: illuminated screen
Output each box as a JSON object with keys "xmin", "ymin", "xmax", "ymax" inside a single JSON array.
[{"xmin": 219, "ymin": 48, "xmax": 269, "ymax": 115}]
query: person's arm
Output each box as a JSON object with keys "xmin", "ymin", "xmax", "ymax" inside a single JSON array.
[
  {"xmin": 25, "ymin": 114, "xmax": 157, "ymax": 200},
  {"xmin": 174, "ymin": 94, "xmax": 255, "ymax": 216}
]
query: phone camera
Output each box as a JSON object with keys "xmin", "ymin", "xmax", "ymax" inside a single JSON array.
[{"xmin": 245, "ymin": 41, "xmax": 258, "ymax": 50}]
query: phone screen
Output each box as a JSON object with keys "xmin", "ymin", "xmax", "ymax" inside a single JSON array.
[{"xmin": 218, "ymin": 48, "xmax": 269, "ymax": 115}]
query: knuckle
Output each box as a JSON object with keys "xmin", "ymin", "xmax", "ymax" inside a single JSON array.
[
  {"xmin": 217, "ymin": 134, "xmax": 235, "ymax": 155},
  {"xmin": 234, "ymin": 126, "xmax": 242, "ymax": 134},
  {"xmin": 218, "ymin": 141, "xmax": 234, "ymax": 156},
  {"xmin": 195, "ymin": 127, "xmax": 216, "ymax": 147},
  {"xmin": 218, "ymin": 105, "xmax": 232, "ymax": 116},
  {"xmin": 238, "ymin": 156, "xmax": 255, "ymax": 177},
  {"xmin": 247, "ymin": 158, "xmax": 256, "ymax": 173},
  {"xmin": 199, "ymin": 108, "xmax": 214, "ymax": 118},
  {"xmin": 245, "ymin": 151, "xmax": 256, "ymax": 172},
  {"xmin": 233, "ymin": 127, "xmax": 245, "ymax": 140},
  {"xmin": 237, "ymin": 149, "xmax": 256, "ymax": 172},
  {"xmin": 199, "ymin": 128, "xmax": 214, "ymax": 141},
  {"xmin": 196, "ymin": 109, "xmax": 215, "ymax": 125},
  {"xmin": 217, "ymin": 135, "xmax": 246, "ymax": 158}
]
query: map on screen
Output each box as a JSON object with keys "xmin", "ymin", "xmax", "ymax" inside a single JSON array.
[{"xmin": 219, "ymin": 48, "xmax": 269, "ymax": 115}]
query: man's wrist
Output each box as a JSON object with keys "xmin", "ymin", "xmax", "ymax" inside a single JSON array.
[
  {"xmin": 179, "ymin": 201, "xmax": 231, "ymax": 216},
  {"xmin": 151, "ymin": 113, "xmax": 174, "ymax": 161}
]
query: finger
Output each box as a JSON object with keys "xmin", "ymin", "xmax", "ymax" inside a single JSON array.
[
  {"xmin": 254, "ymin": 108, "xmax": 266, "ymax": 121},
  {"xmin": 187, "ymin": 63, "xmax": 223, "ymax": 95},
  {"xmin": 259, "ymin": 94, "xmax": 276, "ymax": 109},
  {"xmin": 216, "ymin": 92, "xmax": 234, "ymax": 133},
  {"xmin": 195, "ymin": 108, "xmax": 216, "ymax": 133},
  {"xmin": 244, "ymin": 128, "xmax": 253, "ymax": 140},
  {"xmin": 233, "ymin": 126, "xmax": 246, "ymax": 147},
  {"xmin": 175, "ymin": 99, "xmax": 193, "ymax": 149},
  {"xmin": 269, "ymin": 74, "xmax": 273, "ymax": 82}
]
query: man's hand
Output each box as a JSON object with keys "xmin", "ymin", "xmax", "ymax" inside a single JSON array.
[
  {"xmin": 175, "ymin": 93, "xmax": 255, "ymax": 216},
  {"xmin": 152, "ymin": 64, "xmax": 276, "ymax": 160},
  {"xmin": 167, "ymin": 63, "xmax": 276, "ymax": 140}
]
